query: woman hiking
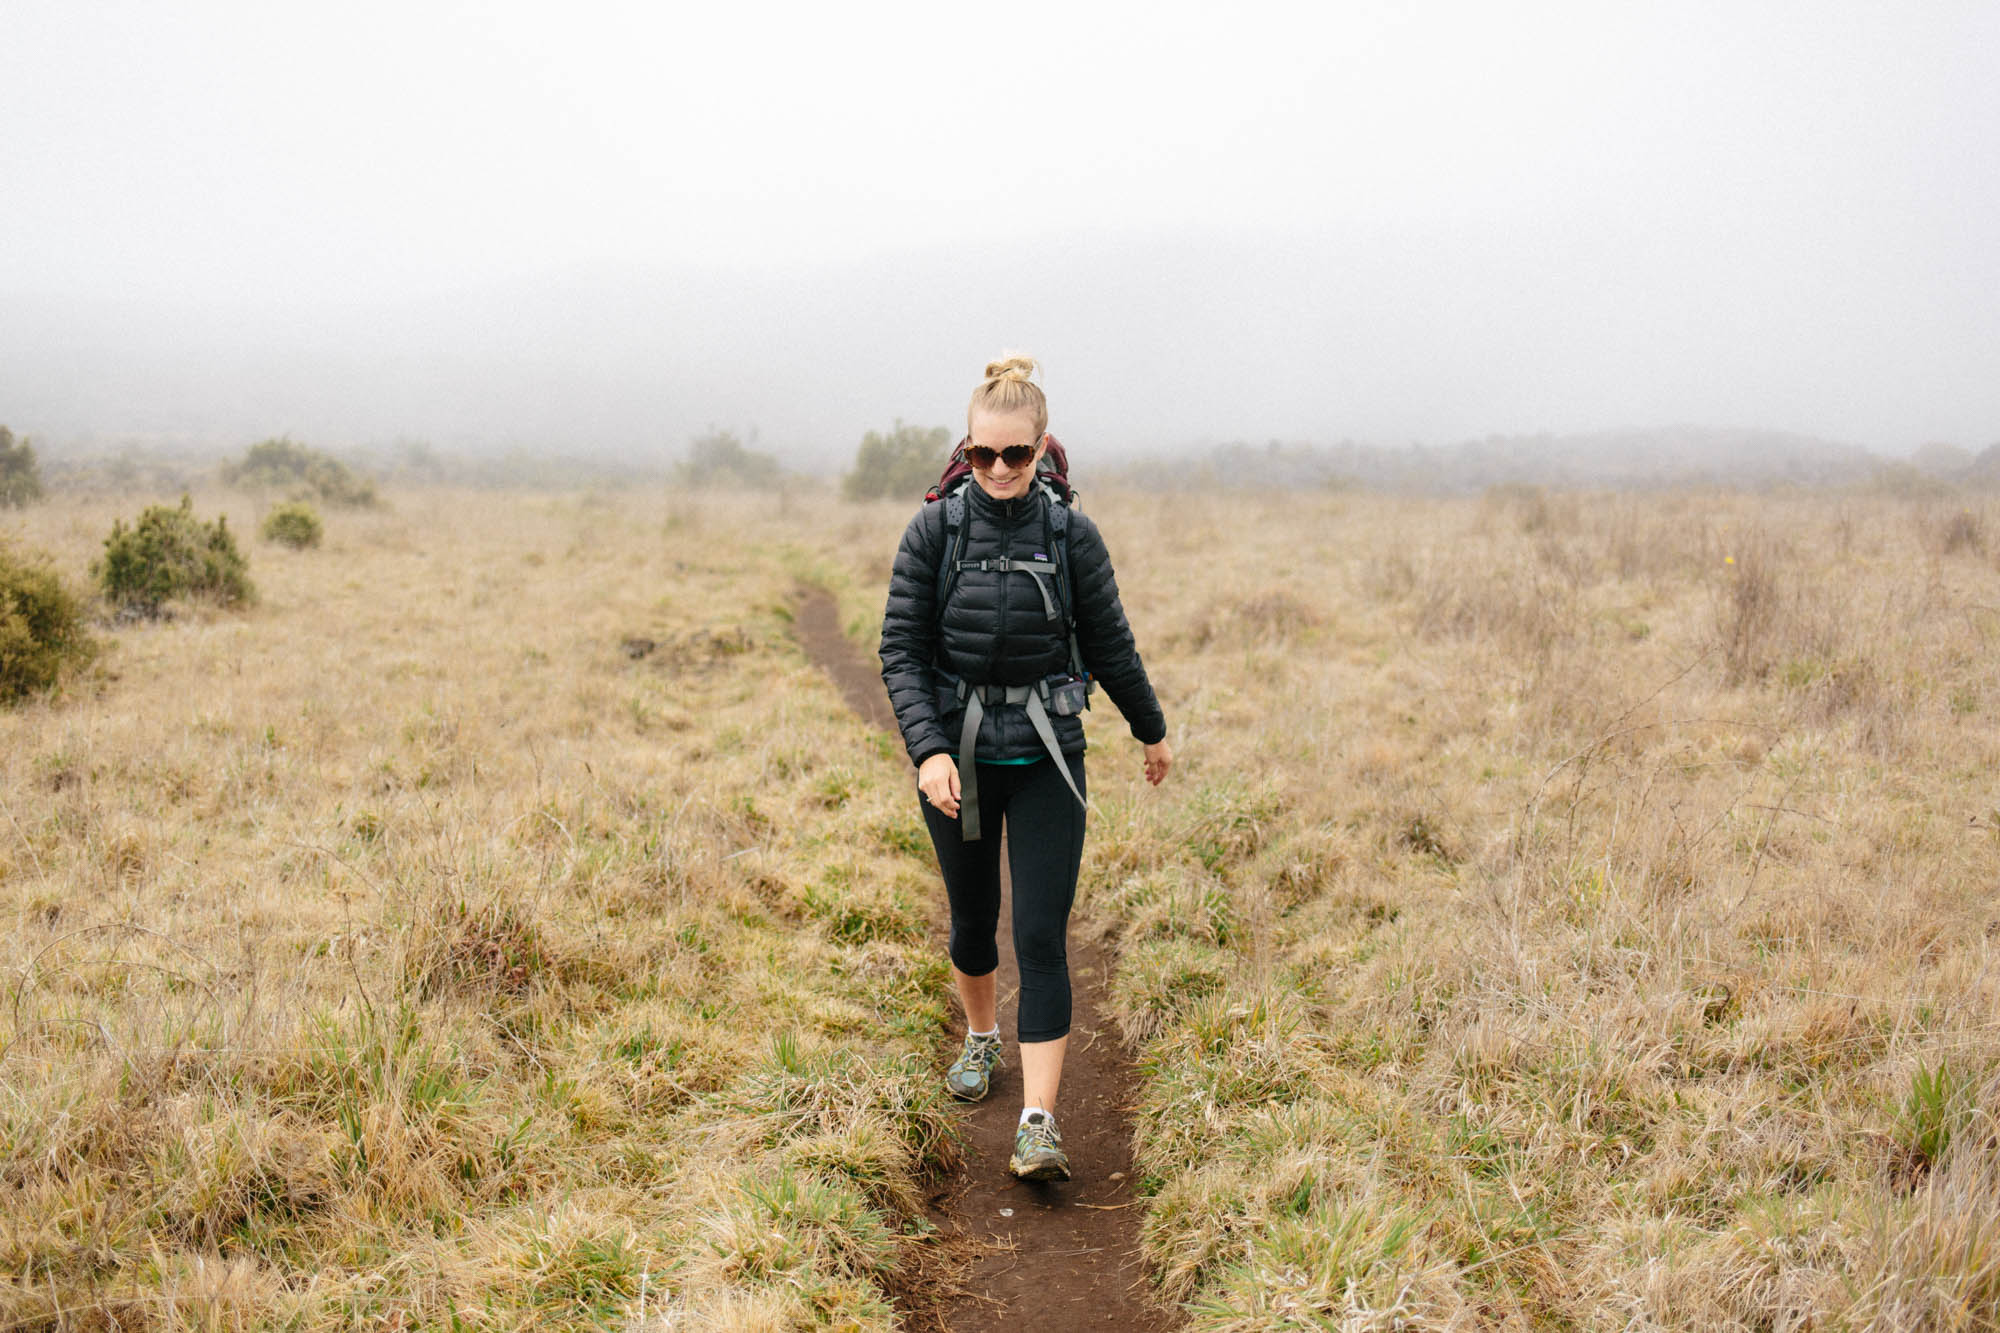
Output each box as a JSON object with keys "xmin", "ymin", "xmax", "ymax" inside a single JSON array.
[{"xmin": 878, "ymin": 355, "xmax": 1172, "ymax": 1181}]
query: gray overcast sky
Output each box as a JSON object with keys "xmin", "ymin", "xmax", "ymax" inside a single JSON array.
[{"xmin": 2, "ymin": 1, "xmax": 1996, "ymax": 455}]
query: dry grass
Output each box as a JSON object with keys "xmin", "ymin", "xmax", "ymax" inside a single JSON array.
[
  {"xmin": 1028, "ymin": 489, "xmax": 1998, "ymax": 1330},
  {"xmin": 0, "ymin": 489, "xmax": 951, "ymax": 1330},
  {"xmin": 10, "ymin": 483, "xmax": 2000, "ymax": 1330},
  {"xmin": 816, "ymin": 486, "xmax": 1999, "ymax": 1327}
]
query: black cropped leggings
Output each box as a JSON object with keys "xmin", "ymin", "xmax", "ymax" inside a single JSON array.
[{"xmin": 919, "ymin": 753, "xmax": 1088, "ymax": 1043}]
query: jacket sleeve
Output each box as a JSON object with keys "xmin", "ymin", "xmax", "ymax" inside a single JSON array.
[
  {"xmin": 878, "ymin": 504, "xmax": 955, "ymax": 767},
  {"xmin": 1068, "ymin": 513, "xmax": 1167, "ymax": 746}
]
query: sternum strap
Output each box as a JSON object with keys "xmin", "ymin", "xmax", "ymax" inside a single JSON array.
[{"xmin": 955, "ymin": 557, "xmax": 1061, "ymax": 621}]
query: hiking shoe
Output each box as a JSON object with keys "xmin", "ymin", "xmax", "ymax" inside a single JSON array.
[
  {"xmin": 1009, "ymin": 1110, "xmax": 1070, "ymax": 1181},
  {"xmin": 946, "ymin": 1032, "xmax": 1003, "ymax": 1102}
]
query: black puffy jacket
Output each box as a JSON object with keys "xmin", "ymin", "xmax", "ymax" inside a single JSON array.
[{"xmin": 879, "ymin": 481, "xmax": 1167, "ymax": 768}]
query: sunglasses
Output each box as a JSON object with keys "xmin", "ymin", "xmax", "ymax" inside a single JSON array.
[{"xmin": 965, "ymin": 443, "xmax": 1039, "ymax": 469}]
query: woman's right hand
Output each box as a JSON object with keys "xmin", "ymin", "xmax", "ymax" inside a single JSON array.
[{"xmin": 918, "ymin": 752, "xmax": 962, "ymax": 818}]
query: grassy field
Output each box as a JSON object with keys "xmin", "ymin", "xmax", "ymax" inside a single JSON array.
[
  {"xmin": 1, "ymin": 491, "xmax": 954, "ymax": 1330},
  {"xmin": 821, "ymin": 487, "xmax": 2000, "ymax": 1330},
  {"xmin": 6, "ymin": 484, "xmax": 1999, "ymax": 1330},
  {"xmin": 1055, "ymin": 487, "xmax": 2000, "ymax": 1330}
]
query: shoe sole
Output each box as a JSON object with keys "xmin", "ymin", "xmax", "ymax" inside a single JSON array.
[{"xmin": 1009, "ymin": 1153, "xmax": 1071, "ymax": 1182}]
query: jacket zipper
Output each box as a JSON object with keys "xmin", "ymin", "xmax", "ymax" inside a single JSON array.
[{"xmin": 988, "ymin": 503, "xmax": 1010, "ymax": 680}]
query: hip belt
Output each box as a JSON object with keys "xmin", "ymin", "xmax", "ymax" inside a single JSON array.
[{"xmin": 944, "ymin": 675, "xmax": 1088, "ymax": 842}]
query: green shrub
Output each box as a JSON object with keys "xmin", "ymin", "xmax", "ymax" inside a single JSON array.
[
  {"xmin": 678, "ymin": 429, "xmax": 780, "ymax": 490},
  {"xmin": 1896, "ymin": 1059, "xmax": 1974, "ymax": 1172},
  {"xmin": 0, "ymin": 426, "xmax": 43, "ymax": 508},
  {"xmin": 842, "ymin": 420, "xmax": 950, "ymax": 501},
  {"xmin": 221, "ymin": 437, "xmax": 378, "ymax": 508},
  {"xmin": 1866, "ymin": 461, "xmax": 1951, "ymax": 500},
  {"xmin": 261, "ymin": 501, "xmax": 324, "ymax": 549},
  {"xmin": 0, "ymin": 544, "xmax": 96, "ymax": 703},
  {"xmin": 95, "ymin": 495, "xmax": 254, "ymax": 616}
]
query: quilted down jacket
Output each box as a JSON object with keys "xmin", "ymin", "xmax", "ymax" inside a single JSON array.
[{"xmin": 878, "ymin": 481, "xmax": 1167, "ymax": 768}]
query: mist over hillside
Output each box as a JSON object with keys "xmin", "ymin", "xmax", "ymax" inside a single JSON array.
[
  {"xmin": 26, "ymin": 418, "xmax": 1998, "ymax": 502},
  {"xmin": 4, "ymin": 229, "xmax": 1992, "ymax": 474}
]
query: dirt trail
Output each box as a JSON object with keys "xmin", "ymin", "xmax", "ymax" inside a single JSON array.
[{"xmin": 792, "ymin": 589, "xmax": 1173, "ymax": 1331}]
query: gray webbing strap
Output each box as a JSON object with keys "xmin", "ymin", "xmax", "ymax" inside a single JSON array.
[
  {"xmin": 954, "ymin": 557, "xmax": 1061, "ymax": 621},
  {"xmin": 1024, "ymin": 689, "xmax": 1088, "ymax": 812},
  {"xmin": 952, "ymin": 682, "xmax": 1086, "ymax": 842},
  {"xmin": 958, "ymin": 692, "xmax": 987, "ymax": 841}
]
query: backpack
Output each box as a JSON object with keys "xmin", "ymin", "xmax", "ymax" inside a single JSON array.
[{"xmin": 926, "ymin": 433, "xmax": 1086, "ymax": 685}]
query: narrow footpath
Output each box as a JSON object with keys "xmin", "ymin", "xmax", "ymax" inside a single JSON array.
[{"xmin": 793, "ymin": 589, "xmax": 1173, "ymax": 1332}]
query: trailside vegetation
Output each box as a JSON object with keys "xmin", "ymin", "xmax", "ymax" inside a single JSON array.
[
  {"xmin": 0, "ymin": 543, "xmax": 95, "ymax": 703},
  {"xmin": 843, "ymin": 420, "xmax": 951, "ymax": 501},
  {"xmin": 94, "ymin": 494, "xmax": 254, "ymax": 615},
  {"xmin": 0, "ymin": 426, "xmax": 44, "ymax": 508},
  {"xmin": 677, "ymin": 428, "xmax": 780, "ymax": 489},
  {"xmin": 222, "ymin": 437, "xmax": 379, "ymax": 508},
  {"xmin": 1068, "ymin": 488, "xmax": 2000, "ymax": 1328},
  {"xmin": 7, "ymin": 482, "xmax": 1998, "ymax": 1326},
  {"xmin": 0, "ymin": 492, "xmax": 953, "ymax": 1329},
  {"xmin": 260, "ymin": 500, "xmax": 324, "ymax": 549}
]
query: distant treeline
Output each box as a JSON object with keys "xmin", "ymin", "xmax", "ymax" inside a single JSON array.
[
  {"xmin": 1095, "ymin": 429, "xmax": 2000, "ymax": 495},
  {"xmin": 15, "ymin": 425, "xmax": 2000, "ymax": 499},
  {"xmin": 32, "ymin": 438, "xmax": 675, "ymax": 494}
]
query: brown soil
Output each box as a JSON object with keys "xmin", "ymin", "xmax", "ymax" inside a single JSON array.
[{"xmin": 792, "ymin": 588, "xmax": 1175, "ymax": 1331}]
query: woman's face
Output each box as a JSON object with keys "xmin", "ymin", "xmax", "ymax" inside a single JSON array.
[{"xmin": 967, "ymin": 409, "xmax": 1045, "ymax": 502}]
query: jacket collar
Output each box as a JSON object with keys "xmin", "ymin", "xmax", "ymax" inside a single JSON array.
[{"xmin": 964, "ymin": 478, "xmax": 1043, "ymax": 528}]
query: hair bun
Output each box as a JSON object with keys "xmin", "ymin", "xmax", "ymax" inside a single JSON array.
[
  {"xmin": 983, "ymin": 355, "xmax": 1037, "ymax": 384},
  {"xmin": 967, "ymin": 351, "xmax": 1049, "ymax": 436}
]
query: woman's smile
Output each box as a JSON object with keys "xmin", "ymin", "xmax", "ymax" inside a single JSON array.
[{"xmin": 968, "ymin": 408, "xmax": 1043, "ymax": 501}]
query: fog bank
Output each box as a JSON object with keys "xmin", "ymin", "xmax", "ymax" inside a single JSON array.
[{"xmin": 4, "ymin": 225, "xmax": 1993, "ymax": 466}]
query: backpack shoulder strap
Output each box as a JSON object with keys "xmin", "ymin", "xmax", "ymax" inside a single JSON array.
[
  {"xmin": 933, "ymin": 487, "xmax": 970, "ymax": 632},
  {"xmin": 1040, "ymin": 485, "xmax": 1087, "ymax": 681},
  {"xmin": 1040, "ymin": 481, "xmax": 1072, "ymax": 622}
]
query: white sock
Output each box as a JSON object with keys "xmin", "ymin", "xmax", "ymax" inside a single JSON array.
[
  {"xmin": 969, "ymin": 1026, "xmax": 998, "ymax": 1039},
  {"xmin": 1020, "ymin": 1106, "xmax": 1048, "ymax": 1124}
]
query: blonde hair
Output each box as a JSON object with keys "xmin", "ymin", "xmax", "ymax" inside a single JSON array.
[{"xmin": 967, "ymin": 354, "xmax": 1048, "ymax": 438}]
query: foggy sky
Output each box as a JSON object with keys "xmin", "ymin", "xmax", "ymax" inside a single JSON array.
[{"xmin": 3, "ymin": 1, "xmax": 1995, "ymax": 460}]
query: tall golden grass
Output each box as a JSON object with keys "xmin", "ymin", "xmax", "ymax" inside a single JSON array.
[
  {"xmin": 8, "ymin": 483, "xmax": 1998, "ymax": 1330},
  {"xmin": 2, "ymin": 491, "xmax": 952, "ymax": 1330},
  {"xmin": 1041, "ymin": 487, "xmax": 1999, "ymax": 1330}
]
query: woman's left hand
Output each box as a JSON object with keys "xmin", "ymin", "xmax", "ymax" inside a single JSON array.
[{"xmin": 1143, "ymin": 739, "xmax": 1173, "ymax": 786}]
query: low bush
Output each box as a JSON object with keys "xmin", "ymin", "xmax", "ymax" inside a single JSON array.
[
  {"xmin": 1867, "ymin": 461, "xmax": 1953, "ymax": 500},
  {"xmin": 843, "ymin": 420, "xmax": 950, "ymax": 500},
  {"xmin": 0, "ymin": 425, "xmax": 43, "ymax": 507},
  {"xmin": 678, "ymin": 429, "xmax": 780, "ymax": 490},
  {"xmin": 260, "ymin": 500, "xmax": 324, "ymax": 549},
  {"xmin": 0, "ymin": 543, "xmax": 96, "ymax": 703},
  {"xmin": 222, "ymin": 437, "xmax": 378, "ymax": 508},
  {"xmin": 95, "ymin": 495, "xmax": 254, "ymax": 616},
  {"xmin": 1916, "ymin": 504, "xmax": 1988, "ymax": 559}
]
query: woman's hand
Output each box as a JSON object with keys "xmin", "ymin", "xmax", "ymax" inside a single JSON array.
[
  {"xmin": 1143, "ymin": 739, "xmax": 1173, "ymax": 786},
  {"xmin": 918, "ymin": 752, "xmax": 962, "ymax": 817}
]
